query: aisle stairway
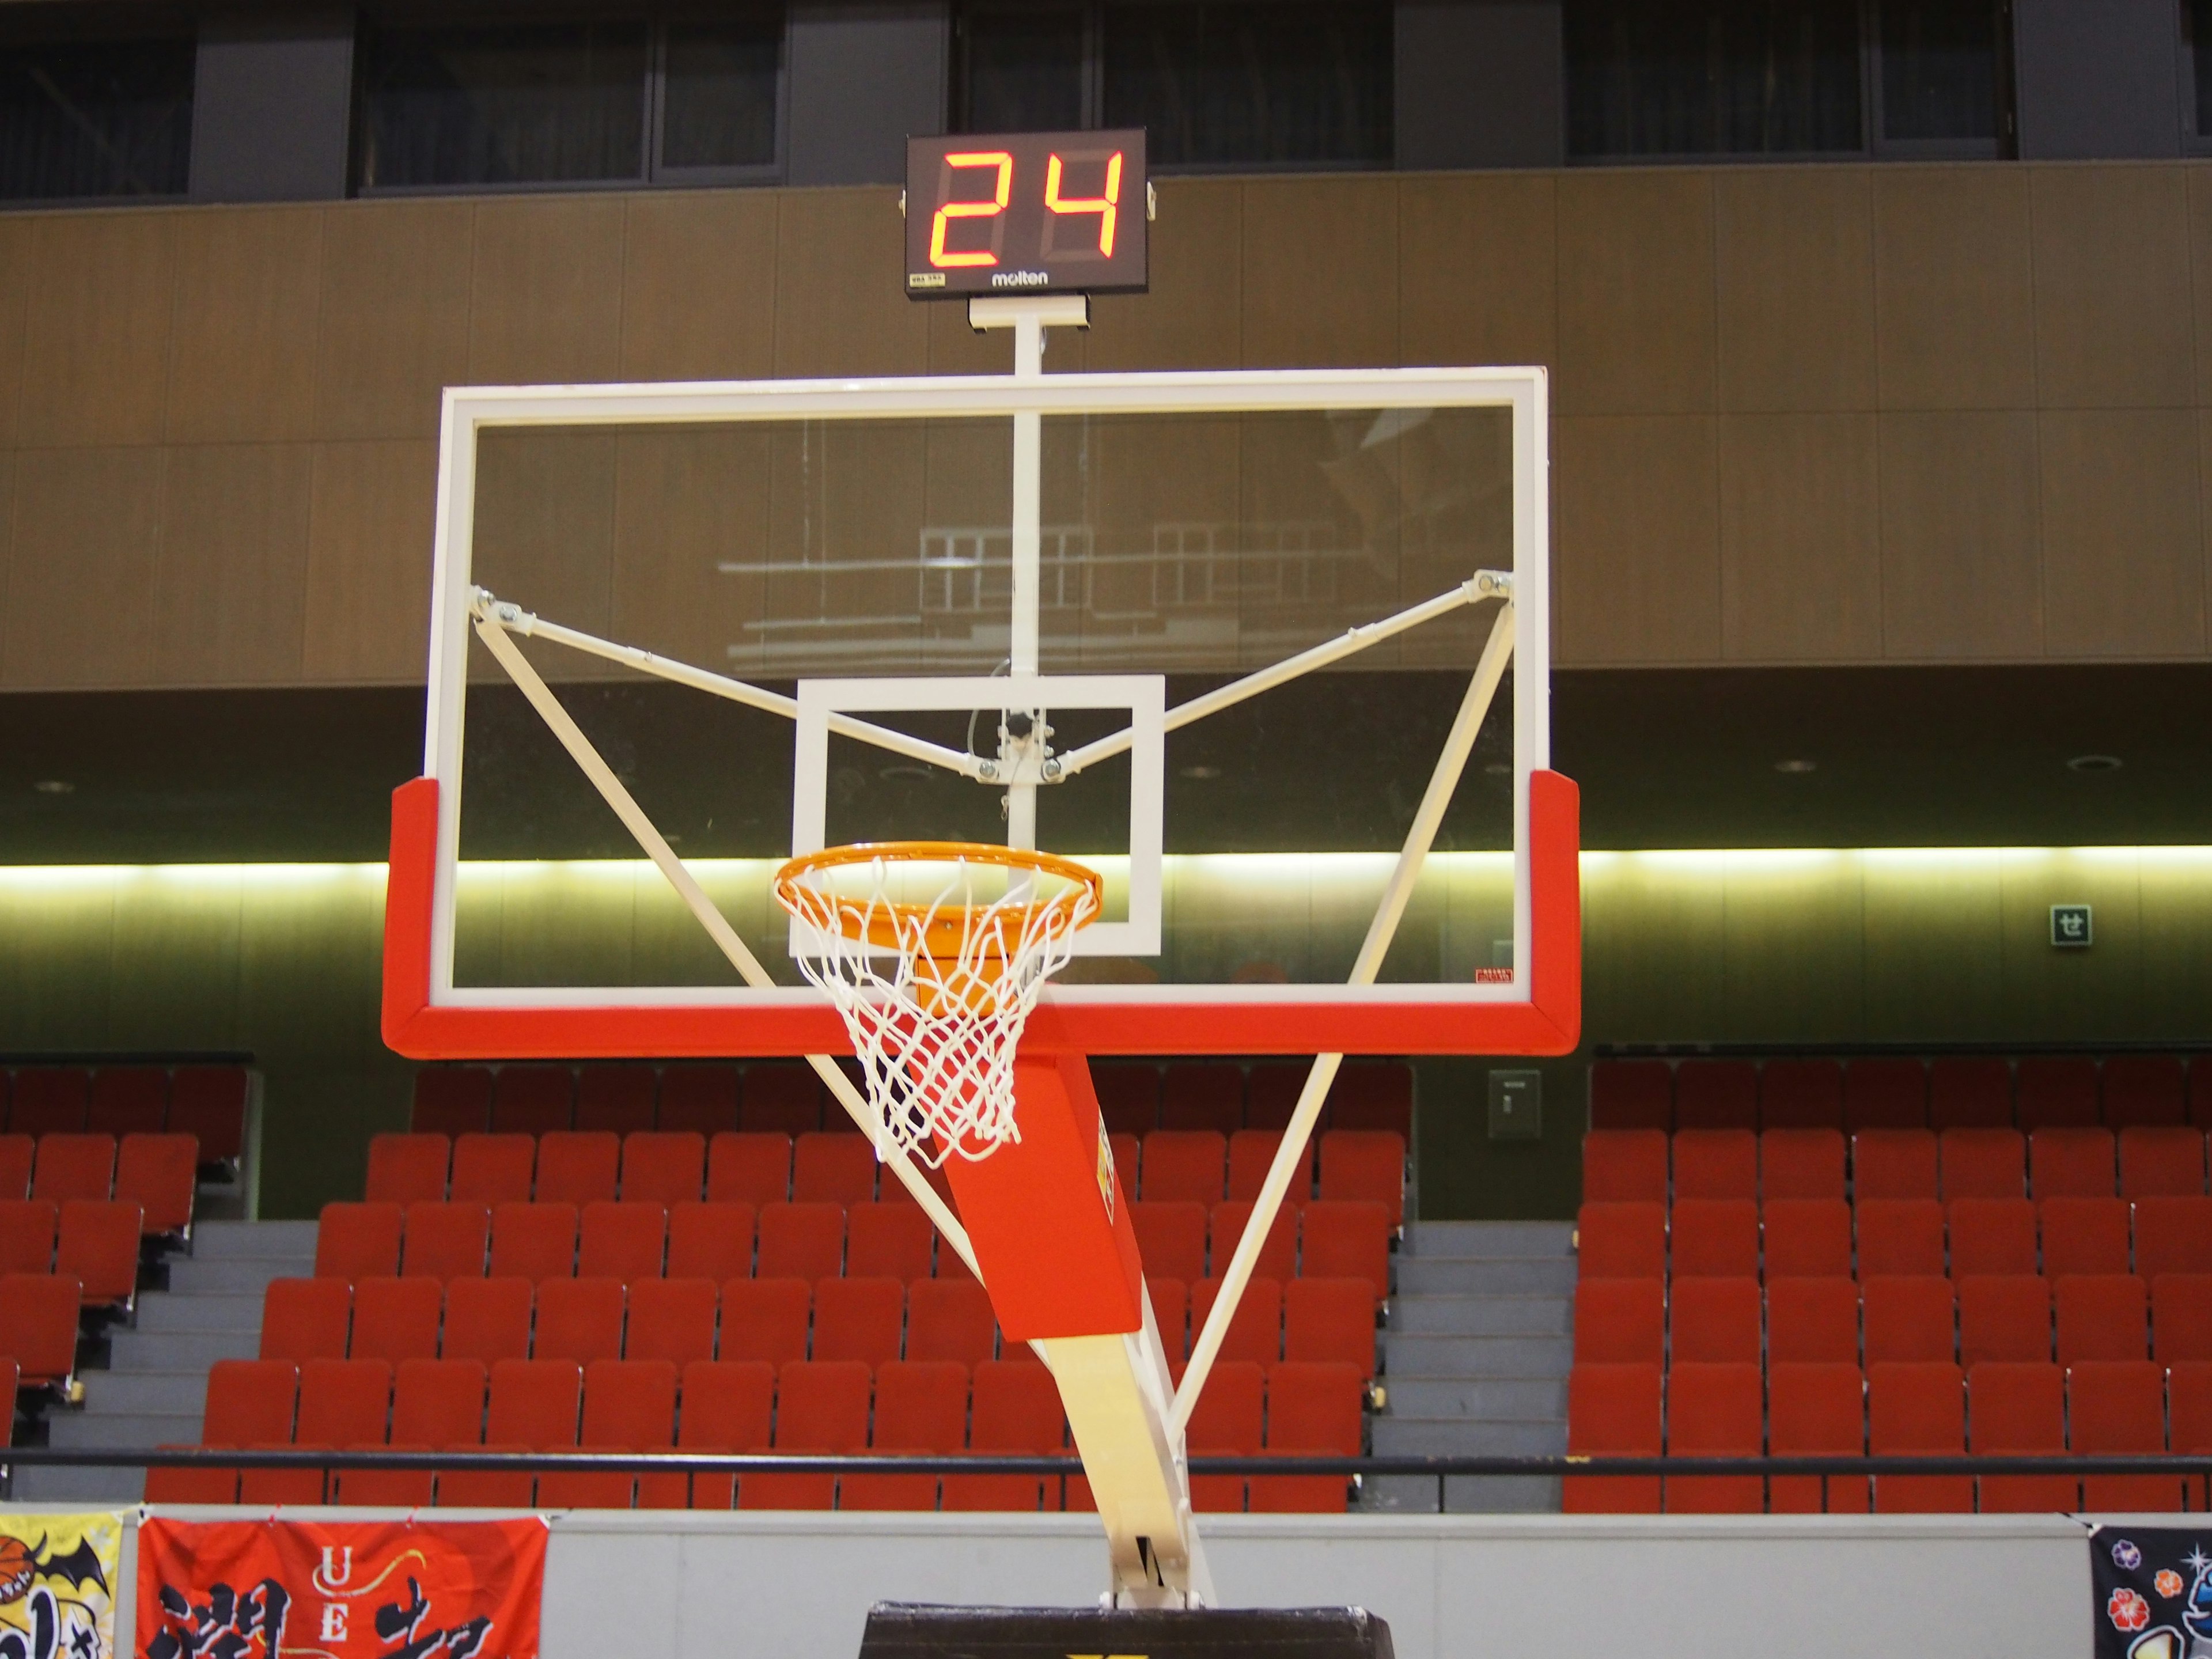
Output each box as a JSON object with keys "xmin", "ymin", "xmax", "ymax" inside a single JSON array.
[
  {"xmin": 17, "ymin": 1220, "xmax": 312, "ymax": 1503},
  {"xmin": 1361, "ymin": 1220, "xmax": 1574, "ymax": 1514}
]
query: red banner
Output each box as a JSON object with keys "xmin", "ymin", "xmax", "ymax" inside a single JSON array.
[{"xmin": 136, "ymin": 1518, "xmax": 546, "ymax": 1659}]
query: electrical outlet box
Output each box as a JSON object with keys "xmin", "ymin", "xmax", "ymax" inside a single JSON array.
[{"xmin": 1488, "ymin": 1069, "xmax": 1542, "ymax": 1141}]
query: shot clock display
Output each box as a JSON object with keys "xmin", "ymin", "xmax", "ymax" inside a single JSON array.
[{"xmin": 904, "ymin": 130, "xmax": 1147, "ymax": 298}]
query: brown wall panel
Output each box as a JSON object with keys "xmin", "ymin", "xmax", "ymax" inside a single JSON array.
[
  {"xmin": 1555, "ymin": 170, "xmax": 1716, "ymax": 415},
  {"xmin": 166, "ymin": 207, "xmax": 323, "ymax": 444},
  {"xmin": 153, "ymin": 443, "xmax": 314, "ymax": 684},
  {"xmin": 301, "ymin": 440, "xmax": 438, "ymax": 683},
  {"xmin": 472, "ymin": 431, "xmax": 621, "ymax": 664},
  {"xmin": 18, "ymin": 212, "xmax": 176, "ymax": 447},
  {"xmin": 1715, "ymin": 168, "xmax": 1876, "ymax": 412},
  {"xmin": 1240, "ymin": 177, "xmax": 1398, "ymax": 369},
  {"xmin": 468, "ymin": 196, "xmax": 627, "ymax": 386},
  {"xmin": 619, "ymin": 192, "xmax": 780, "ymax": 383},
  {"xmin": 609, "ymin": 427, "xmax": 777, "ymax": 675},
  {"xmin": 1873, "ymin": 168, "xmax": 2036, "ymax": 410},
  {"xmin": 0, "ymin": 219, "xmax": 35, "ymax": 453},
  {"xmin": 4, "ymin": 448, "xmax": 160, "ymax": 686},
  {"xmin": 1718, "ymin": 412, "xmax": 1882, "ymax": 661},
  {"xmin": 1085, "ymin": 178, "xmax": 1240, "ymax": 371},
  {"xmin": 772, "ymin": 190, "xmax": 928, "ymax": 379},
  {"xmin": 2039, "ymin": 409, "xmax": 2206, "ymax": 658},
  {"xmin": 314, "ymin": 199, "xmax": 475, "ymax": 442},
  {"xmin": 1877, "ymin": 411, "xmax": 2044, "ymax": 657},
  {"xmin": 1399, "ymin": 174, "xmax": 1557, "ymax": 372},
  {"xmin": 1554, "ymin": 415, "xmax": 1721, "ymax": 664},
  {"xmin": 2029, "ymin": 167, "xmax": 2194, "ymax": 411}
]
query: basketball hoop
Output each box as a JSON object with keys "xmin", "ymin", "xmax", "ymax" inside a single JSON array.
[{"xmin": 773, "ymin": 840, "xmax": 1103, "ymax": 1166}]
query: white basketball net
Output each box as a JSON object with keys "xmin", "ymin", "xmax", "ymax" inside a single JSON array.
[{"xmin": 776, "ymin": 852, "xmax": 1101, "ymax": 1166}]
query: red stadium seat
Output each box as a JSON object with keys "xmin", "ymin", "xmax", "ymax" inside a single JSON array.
[
  {"xmin": 350, "ymin": 1275, "xmax": 442, "ymax": 1363},
  {"xmin": 1589, "ymin": 1060, "xmax": 1670, "ymax": 1131},
  {"xmin": 1948, "ymin": 1198, "xmax": 2038, "ymax": 1277},
  {"xmin": 449, "ymin": 1134, "xmax": 535, "ymax": 1204},
  {"xmin": 2121, "ymin": 1127, "xmax": 2206, "ymax": 1198},
  {"xmin": 1760, "ymin": 1059, "xmax": 1842, "ymax": 1130},
  {"xmin": 620, "ymin": 1132, "xmax": 706, "ymax": 1206},
  {"xmin": 1319, "ymin": 1131, "xmax": 1406, "ymax": 1228},
  {"xmin": 848, "ymin": 1203, "xmax": 934, "ymax": 1281},
  {"xmin": 1581, "ymin": 1130, "xmax": 1666, "ymax": 1203},
  {"xmin": 2136, "ymin": 1197, "xmax": 2212, "ymax": 1281},
  {"xmin": 1160, "ymin": 1063, "xmax": 1245, "ymax": 1135},
  {"xmin": 412, "ymin": 1068, "xmax": 493, "ymax": 1137},
  {"xmin": 1283, "ymin": 1277, "xmax": 1377, "ymax": 1374},
  {"xmin": 946, "ymin": 1361, "xmax": 1066, "ymax": 1511},
  {"xmin": 1851, "ymin": 1130, "xmax": 1937, "ymax": 1200},
  {"xmin": 1664, "ymin": 1361, "xmax": 1763, "ymax": 1513},
  {"xmin": 1574, "ymin": 1278, "xmax": 1662, "ymax": 1365},
  {"xmin": 1861, "ymin": 1276, "xmax": 1955, "ymax": 1363},
  {"xmin": 1149, "ymin": 1279, "xmax": 1188, "ymax": 1360},
  {"xmin": 2071, "ymin": 1359, "xmax": 2181, "ymax": 1511},
  {"xmin": 535, "ymin": 1278, "xmax": 626, "ymax": 1364},
  {"xmin": 0, "ymin": 1272, "xmax": 80, "ymax": 1386},
  {"xmin": 1669, "ymin": 1199, "xmax": 1757, "ymax": 1278},
  {"xmin": 2017, "ymin": 1058, "xmax": 2099, "ymax": 1131},
  {"xmin": 626, "ymin": 1278, "xmax": 717, "ymax": 1366},
  {"xmin": 486, "ymin": 1203, "xmax": 573, "ymax": 1281},
  {"xmin": 844, "ymin": 1359, "xmax": 969, "ymax": 1510},
  {"xmin": 1186, "ymin": 1359, "xmax": 1263, "ymax": 1512},
  {"xmin": 1093, "ymin": 1063, "xmax": 1161, "ymax": 1137},
  {"xmin": 1968, "ymin": 1361, "xmax": 2073, "ymax": 1512},
  {"xmin": 2031, "ymin": 1127, "xmax": 2116, "ymax": 1199},
  {"xmin": 10, "ymin": 1069, "xmax": 87, "ymax": 1137},
  {"xmin": 87, "ymin": 1067, "xmax": 166, "ymax": 1138},
  {"xmin": 491, "ymin": 1065, "xmax": 573, "ymax": 1137},
  {"xmin": 668, "ymin": 1202, "xmax": 755, "ymax": 1281},
  {"xmin": 656, "ymin": 1066, "xmax": 740, "ymax": 1137},
  {"xmin": 249, "ymin": 1357, "xmax": 393, "ymax": 1506},
  {"xmin": 1768, "ymin": 1362, "xmax": 1867, "ymax": 1513},
  {"xmin": 1868, "ymin": 1361, "xmax": 1969, "ymax": 1512},
  {"xmin": 542, "ymin": 1357, "xmax": 680, "ymax": 1509},
  {"xmin": 0, "ymin": 1201, "xmax": 55, "ymax": 1275},
  {"xmin": 1671, "ymin": 1277, "xmax": 1760, "ymax": 1363},
  {"xmin": 262, "ymin": 1277, "xmax": 351, "ymax": 1362},
  {"xmin": 58, "ymin": 1200, "xmax": 139, "ymax": 1305},
  {"xmin": 1927, "ymin": 1058, "xmax": 2012, "ymax": 1131},
  {"xmin": 1673, "ymin": 1060, "xmax": 1757, "ymax": 1131},
  {"xmin": 578, "ymin": 1202, "xmax": 665, "ymax": 1280},
  {"xmin": 2175, "ymin": 1362, "xmax": 2212, "ymax": 1509},
  {"xmin": 1767, "ymin": 1277, "xmax": 1859, "ymax": 1365},
  {"xmin": 707, "ymin": 1133, "xmax": 793, "ymax": 1207},
  {"xmin": 739, "ymin": 1066, "xmax": 820, "ymax": 1136},
  {"xmin": 1938, "ymin": 1129, "xmax": 2025, "ymax": 1202},
  {"xmin": 1108, "ymin": 1135, "xmax": 1143, "ymax": 1203},
  {"xmin": 1189, "ymin": 1276, "xmax": 1283, "ymax": 1369},
  {"xmin": 1956, "ymin": 1275, "xmax": 2051, "ymax": 1367},
  {"xmin": 2106, "ymin": 1057, "xmax": 2188, "ymax": 1129},
  {"xmin": 1759, "ymin": 1128, "xmax": 1844, "ymax": 1200},
  {"xmin": 2055, "ymin": 1273, "xmax": 2148, "ymax": 1362},
  {"xmin": 409, "ymin": 1202, "xmax": 495, "ymax": 1282},
  {"xmin": 720, "ymin": 1278, "xmax": 812, "ymax": 1366},
  {"xmin": 745, "ymin": 1359, "xmax": 869, "ymax": 1509},
  {"xmin": 1209, "ymin": 1201, "xmax": 1295, "ymax": 1282},
  {"xmin": 164, "ymin": 1359, "xmax": 295, "ymax": 1505},
  {"xmin": 1563, "ymin": 1362, "xmax": 1661, "ymax": 1512},
  {"xmin": 317, "ymin": 1202, "xmax": 403, "ymax": 1279},
  {"xmin": 2156, "ymin": 1274, "xmax": 2212, "ymax": 1362},
  {"xmin": 337, "ymin": 1357, "xmax": 482, "ymax": 1507},
  {"xmin": 442, "ymin": 1357, "xmax": 581, "ymax": 1506},
  {"xmin": 2040, "ymin": 1196, "xmax": 2131, "ymax": 1277},
  {"xmin": 1844, "ymin": 1059, "xmax": 1926, "ymax": 1131},
  {"xmin": 1672, "ymin": 1130, "xmax": 1756, "ymax": 1200},
  {"xmin": 812, "ymin": 1276, "xmax": 905, "ymax": 1367},
  {"xmin": 1331, "ymin": 1063, "xmax": 1414, "ymax": 1138},
  {"xmin": 793, "ymin": 1133, "xmax": 877, "ymax": 1206},
  {"xmin": 536, "ymin": 1131, "xmax": 619, "ymax": 1206},
  {"xmin": 575, "ymin": 1066, "xmax": 657, "ymax": 1137},
  {"xmin": 1855, "ymin": 1199, "xmax": 1945, "ymax": 1278},
  {"xmin": 1227, "ymin": 1130, "xmax": 1297, "ymax": 1204},
  {"xmin": 1252, "ymin": 1361, "xmax": 1365, "ymax": 1512},
  {"xmin": 1763, "ymin": 1199, "xmax": 1852, "ymax": 1278},
  {"xmin": 168, "ymin": 1067, "xmax": 248, "ymax": 1164},
  {"xmin": 32, "ymin": 1134, "xmax": 113, "ymax": 1203},
  {"xmin": 441, "ymin": 1277, "xmax": 532, "ymax": 1365},
  {"xmin": 0, "ymin": 1136, "xmax": 33, "ymax": 1202},
  {"xmin": 1575, "ymin": 1202, "xmax": 1664, "ymax": 1280},
  {"xmin": 677, "ymin": 1359, "xmax": 775, "ymax": 1508},
  {"xmin": 1300, "ymin": 1202, "xmax": 1391, "ymax": 1300},
  {"xmin": 366, "ymin": 1134, "xmax": 452, "ymax": 1205},
  {"xmin": 906, "ymin": 1278, "xmax": 994, "ymax": 1365},
  {"xmin": 1132, "ymin": 1201, "xmax": 1209, "ymax": 1284},
  {"xmin": 1142, "ymin": 1132, "xmax": 1229, "ymax": 1206},
  {"xmin": 757, "ymin": 1203, "xmax": 845, "ymax": 1281}
]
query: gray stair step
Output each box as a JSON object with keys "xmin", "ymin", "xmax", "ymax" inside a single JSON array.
[
  {"xmin": 46, "ymin": 1410, "xmax": 201, "ymax": 1449},
  {"xmin": 1389, "ymin": 1294, "xmax": 1571, "ymax": 1336},
  {"xmin": 12, "ymin": 1466, "xmax": 145, "ymax": 1503},
  {"xmin": 82, "ymin": 1370, "xmax": 212, "ymax": 1415},
  {"xmin": 192, "ymin": 1221, "xmax": 319, "ymax": 1260},
  {"xmin": 1357, "ymin": 1473, "xmax": 1562, "ymax": 1514},
  {"xmin": 1383, "ymin": 1375, "xmax": 1567, "ymax": 1419},
  {"xmin": 1402, "ymin": 1221, "xmax": 1574, "ymax": 1259},
  {"xmin": 166, "ymin": 1257, "xmax": 305, "ymax": 1297},
  {"xmin": 134, "ymin": 1292, "xmax": 263, "ymax": 1335},
  {"xmin": 1380, "ymin": 1332, "xmax": 1572, "ymax": 1376},
  {"xmin": 1395, "ymin": 1256, "xmax": 1578, "ymax": 1296},
  {"xmin": 1372, "ymin": 1416, "xmax": 1566, "ymax": 1456},
  {"xmin": 108, "ymin": 1327, "xmax": 259, "ymax": 1372}
]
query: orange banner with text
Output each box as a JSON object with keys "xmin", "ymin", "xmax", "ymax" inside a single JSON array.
[{"xmin": 137, "ymin": 1517, "xmax": 546, "ymax": 1659}]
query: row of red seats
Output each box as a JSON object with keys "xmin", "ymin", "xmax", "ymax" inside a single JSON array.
[
  {"xmin": 1577, "ymin": 1273, "xmax": 2212, "ymax": 1368},
  {"xmin": 0, "ymin": 1065, "xmax": 247, "ymax": 1160},
  {"xmin": 1578, "ymin": 1196, "xmax": 2212, "ymax": 1281},
  {"xmin": 0, "ymin": 1275, "xmax": 79, "ymax": 1385},
  {"xmin": 366, "ymin": 1128, "xmax": 1406, "ymax": 1224},
  {"xmin": 0, "ymin": 1134, "xmax": 197, "ymax": 1233},
  {"xmin": 1567, "ymin": 1358, "xmax": 2212, "ymax": 1513},
  {"xmin": 315, "ymin": 1198, "xmax": 1395, "ymax": 1300},
  {"xmin": 1588, "ymin": 1126, "xmax": 2206, "ymax": 1205},
  {"xmin": 1593, "ymin": 1055, "xmax": 2205, "ymax": 1133},
  {"xmin": 264, "ymin": 1272, "xmax": 1380, "ymax": 1375},
  {"xmin": 157, "ymin": 1354, "xmax": 1364, "ymax": 1512},
  {"xmin": 0, "ymin": 1201, "xmax": 143, "ymax": 1305},
  {"xmin": 412, "ymin": 1061, "xmax": 1413, "ymax": 1142}
]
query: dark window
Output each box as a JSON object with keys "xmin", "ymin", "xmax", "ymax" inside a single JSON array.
[
  {"xmin": 661, "ymin": 18, "xmax": 782, "ymax": 169},
  {"xmin": 1102, "ymin": 2, "xmax": 1392, "ymax": 167},
  {"xmin": 1565, "ymin": 0, "xmax": 1863, "ymax": 158},
  {"xmin": 1878, "ymin": 0, "xmax": 2001, "ymax": 141},
  {"xmin": 2192, "ymin": 0, "xmax": 2212, "ymax": 135},
  {"xmin": 957, "ymin": 4, "xmax": 1088, "ymax": 133},
  {"xmin": 0, "ymin": 36, "xmax": 192, "ymax": 200}
]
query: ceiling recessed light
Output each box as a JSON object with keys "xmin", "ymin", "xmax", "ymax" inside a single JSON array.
[
  {"xmin": 31, "ymin": 780, "xmax": 72, "ymax": 795},
  {"xmin": 2067, "ymin": 754, "xmax": 2123, "ymax": 773},
  {"xmin": 1177, "ymin": 764, "xmax": 1221, "ymax": 781},
  {"xmin": 1774, "ymin": 759, "xmax": 1817, "ymax": 775}
]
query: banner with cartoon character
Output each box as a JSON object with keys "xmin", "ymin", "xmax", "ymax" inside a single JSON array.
[
  {"xmin": 2089, "ymin": 1527, "xmax": 2212, "ymax": 1659},
  {"xmin": 134, "ymin": 1518, "xmax": 546, "ymax": 1659},
  {"xmin": 0, "ymin": 1512, "xmax": 124, "ymax": 1659}
]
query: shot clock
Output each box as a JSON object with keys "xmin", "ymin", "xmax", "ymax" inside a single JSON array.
[{"xmin": 904, "ymin": 130, "xmax": 1148, "ymax": 298}]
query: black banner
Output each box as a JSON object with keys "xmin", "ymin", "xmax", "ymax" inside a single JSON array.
[
  {"xmin": 857, "ymin": 1604, "xmax": 1394, "ymax": 1659},
  {"xmin": 2089, "ymin": 1527, "xmax": 2212, "ymax": 1659}
]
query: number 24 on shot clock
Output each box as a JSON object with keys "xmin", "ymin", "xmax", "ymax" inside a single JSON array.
[{"xmin": 905, "ymin": 130, "xmax": 1149, "ymax": 298}]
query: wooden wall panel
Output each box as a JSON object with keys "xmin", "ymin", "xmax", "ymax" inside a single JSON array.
[
  {"xmin": 1859, "ymin": 853, "xmax": 2005, "ymax": 1040},
  {"xmin": 472, "ymin": 431, "xmax": 620, "ymax": 660},
  {"xmin": 1240, "ymin": 177, "xmax": 1397, "ymax": 369},
  {"xmin": 104, "ymin": 870, "xmax": 244, "ymax": 1047},
  {"xmin": 1399, "ymin": 174, "xmax": 1556, "ymax": 372},
  {"xmin": 1554, "ymin": 415, "xmax": 1721, "ymax": 664},
  {"xmin": 1715, "ymin": 168, "xmax": 1876, "ymax": 412},
  {"xmin": 468, "ymin": 196, "xmax": 627, "ymax": 386},
  {"xmin": 1872, "ymin": 168, "xmax": 2035, "ymax": 410},
  {"xmin": 314, "ymin": 199, "xmax": 475, "ymax": 441},
  {"xmin": 2038, "ymin": 409, "xmax": 2205, "ymax": 657},
  {"xmin": 3, "ymin": 448, "xmax": 162, "ymax": 687},
  {"xmin": 1719, "ymin": 855, "xmax": 1866, "ymax": 1040},
  {"xmin": 2030, "ymin": 167, "xmax": 2193, "ymax": 411},
  {"xmin": 1995, "ymin": 849, "xmax": 2146, "ymax": 1041},
  {"xmin": 1555, "ymin": 170, "xmax": 1716, "ymax": 415},
  {"xmin": 1085, "ymin": 178, "xmax": 1240, "ymax": 371},
  {"xmin": 18, "ymin": 212, "xmax": 176, "ymax": 446},
  {"xmin": 771, "ymin": 190, "xmax": 927, "ymax": 379},
  {"xmin": 619, "ymin": 192, "xmax": 779, "ymax": 382},
  {"xmin": 0, "ymin": 219, "xmax": 36, "ymax": 452},
  {"xmin": 166, "ymin": 207, "xmax": 323, "ymax": 444},
  {"xmin": 301, "ymin": 440, "xmax": 438, "ymax": 683},
  {"xmin": 153, "ymin": 443, "xmax": 314, "ymax": 684},
  {"xmin": 1718, "ymin": 413, "xmax": 1882, "ymax": 661},
  {"xmin": 1877, "ymin": 411, "xmax": 2043, "ymax": 657},
  {"xmin": 609, "ymin": 427, "xmax": 777, "ymax": 675}
]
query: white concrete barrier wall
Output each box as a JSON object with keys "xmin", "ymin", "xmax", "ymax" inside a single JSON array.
[{"xmin": 30, "ymin": 1506, "xmax": 2108, "ymax": 1659}]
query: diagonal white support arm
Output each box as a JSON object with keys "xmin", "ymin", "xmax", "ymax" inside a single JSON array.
[
  {"xmin": 469, "ymin": 616, "xmax": 988, "ymax": 1282},
  {"xmin": 1169, "ymin": 596, "xmax": 1517, "ymax": 1436}
]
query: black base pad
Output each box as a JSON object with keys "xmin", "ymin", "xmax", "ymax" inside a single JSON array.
[{"xmin": 858, "ymin": 1604, "xmax": 1395, "ymax": 1659}]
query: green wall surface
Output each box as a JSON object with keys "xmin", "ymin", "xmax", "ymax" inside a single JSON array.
[{"xmin": 4, "ymin": 846, "xmax": 2209, "ymax": 1219}]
